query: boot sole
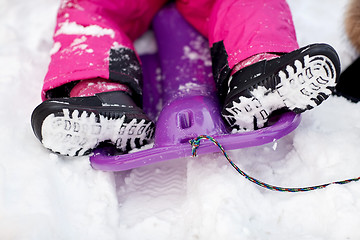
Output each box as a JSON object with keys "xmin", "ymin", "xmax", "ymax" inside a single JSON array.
[
  {"xmin": 222, "ymin": 45, "xmax": 339, "ymax": 130},
  {"xmin": 40, "ymin": 107, "xmax": 154, "ymax": 156}
]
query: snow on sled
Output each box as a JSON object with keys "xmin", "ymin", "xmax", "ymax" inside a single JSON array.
[{"xmin": 90, "ymin": 4, "xmax": 301, "ymax": 172}]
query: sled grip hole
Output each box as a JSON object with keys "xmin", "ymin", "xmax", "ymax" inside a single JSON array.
[{"xmin": 177, "ymin": 111, "xmax": 193, "ymax": 129}]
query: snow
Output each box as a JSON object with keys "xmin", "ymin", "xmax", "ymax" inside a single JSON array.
[
  {"xmin": 1, "ymin": 0, "xmax": 360, "ymax": 239},
  {"xmin": 55, "ymin": 21, "xmax": 116, "ymax": 38},
  {"xmin": 182, "ymin": 36, "xmax": 212, "ymax": 66}
]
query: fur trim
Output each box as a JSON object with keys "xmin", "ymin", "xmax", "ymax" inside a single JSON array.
[{"xmin": 346, "ymin": 0, "xmax": 360, "ymax": 53}]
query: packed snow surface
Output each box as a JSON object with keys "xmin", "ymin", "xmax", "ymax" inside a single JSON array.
[{"xmin": 1, "ymin": 0, "xmax": 360, "ymax": 239}]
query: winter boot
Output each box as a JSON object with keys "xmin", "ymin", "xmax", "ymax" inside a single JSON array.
[
  {"xmin": 335, "ymin": 56, "xmax": 360, "ymax": 102},
  {"xmin": 31, "ymin": 90, "xmax": 155, "ymax": 156},
  {"xmin": 221, "ymin": 43, "xmax": 341, "ymax": 131}
]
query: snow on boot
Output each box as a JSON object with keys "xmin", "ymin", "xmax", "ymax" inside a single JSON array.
[
  {"xmin": 222, "ymin": 43, "xmax": 341, "ymax": 131},
  {"xmin": 31, "ymin": 91, "xmax": 155, "ymax": 156}
]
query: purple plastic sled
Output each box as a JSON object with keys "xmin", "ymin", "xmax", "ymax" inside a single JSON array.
[{"xmin": 90, "ymin": 4, "xmax": 301, "ymax": 171}]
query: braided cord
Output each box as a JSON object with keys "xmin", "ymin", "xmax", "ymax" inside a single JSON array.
[{"xmin": 189, "ymin": 135, "xmax": 360, "ymax": 192}]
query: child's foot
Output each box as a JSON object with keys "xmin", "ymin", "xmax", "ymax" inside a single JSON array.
[
  {"xmin": 31, "ymin": 81, "xmax": 154, "ymax": 156},
  {"xmin": 221, "ymin": 43, "xmax": 341, "ymax": 131}
]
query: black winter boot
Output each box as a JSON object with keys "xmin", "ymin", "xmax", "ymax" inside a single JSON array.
[
  {"xmin": 334, "ymin": 56, "xmax": 360, "ymax": 102},
  {"xmin": 31, "ymin": 91, "xmax": 154, "ymax": 156},
  {"xmin": 221, "ymin": 43, "xmax": 341, "ymax": 131}
]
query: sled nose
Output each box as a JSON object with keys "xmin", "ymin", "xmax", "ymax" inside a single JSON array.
[
  {"xmin": 151, "ymin": 4, "xmax": 228, "ymax": 147},
  {"xmin": 154, "ymin": 96, "xmax": 227, "ymax": 147}
]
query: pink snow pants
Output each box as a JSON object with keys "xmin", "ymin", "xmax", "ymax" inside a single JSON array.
[{"xmin": 42, "ymin": 0, "xmax": 299, "ymax": 102}]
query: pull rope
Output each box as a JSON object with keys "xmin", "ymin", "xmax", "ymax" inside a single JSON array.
[{"xmin": 189, "ymin": 135, "xmax": 360, "ymax": 192}]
